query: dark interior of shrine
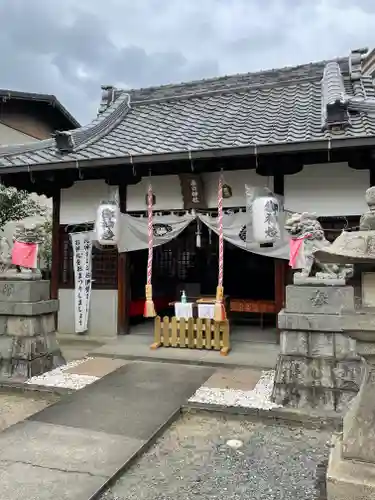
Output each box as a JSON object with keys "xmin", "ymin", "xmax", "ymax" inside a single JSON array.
[{"xmin": 129, "ymin": 220, "xmax": 276, "ymax": 327}]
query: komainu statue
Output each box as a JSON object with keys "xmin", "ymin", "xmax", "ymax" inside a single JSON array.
[
  {"xmin": 285, "ymin": 212, "xmax": 354, "ymax": 280},
  {"xmin": 0, "ymin": 222, "xmax": 45, "ymax": 280}
]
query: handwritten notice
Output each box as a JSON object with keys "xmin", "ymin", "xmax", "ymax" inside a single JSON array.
[{"xmin": 70, "ymin": 232, "xmax": 93, "ymax": 334}]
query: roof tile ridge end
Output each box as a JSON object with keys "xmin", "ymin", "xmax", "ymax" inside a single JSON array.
[{"xmin": 69, "ymin": 92, "xmax": 132, "ymax": 152}]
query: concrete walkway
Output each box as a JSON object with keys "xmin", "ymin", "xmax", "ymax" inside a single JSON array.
[
  {"xmin": 90, "ymin": 334, "xmax": 280, "ymax": 369},
  {"xmin": 0, "ymin": 362, "xmax": 213, "ymax": 500}
]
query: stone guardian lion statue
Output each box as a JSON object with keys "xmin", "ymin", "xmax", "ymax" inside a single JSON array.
[{"xmin": 284, "ymin": 212, "xmax": 353, "ymax": 280}]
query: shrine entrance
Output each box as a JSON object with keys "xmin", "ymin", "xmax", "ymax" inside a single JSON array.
[{"xmin": 128, "ymin": 219, "xmax": 284, "ymax": 343}]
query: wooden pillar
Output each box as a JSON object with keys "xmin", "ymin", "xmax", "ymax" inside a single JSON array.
[
  {"xmin": 370, "ymin": 167, "xmax": 375, "ymax": 187},
  {"xmin": 117, "ymin": 184, "xmax": 130, "ymax": 335},
  {"xmin": 50, "ymin": 189, "xmax": 61, "ymax": 331},
  {"xmin": 50, "ymin": 189, "xmax": 60, "ymax": 300},
  {"xmin": 273, "ymin": 173, "xmax": 286, "ymax": 338},
  {"xmin": 273, "ymin": 171, "xmax": 286, "ymax": 308},
  {"xmin": 274, "ymin": 259, "xmax": 287, "ymax": 313}
]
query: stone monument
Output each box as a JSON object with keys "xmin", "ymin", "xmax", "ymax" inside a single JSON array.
[
  {"xmin": 272, "ymin": 212, "xmax": 362, "ymax": 412},
  {"xmin": 0, "ymin": 222, "xmax": 64, "ymax": 380},
  {"xmin": 325, "ymin": 187, "xmax": 375, "ymax": 499}
]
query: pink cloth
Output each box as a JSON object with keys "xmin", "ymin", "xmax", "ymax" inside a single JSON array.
[
  {"xmin": 11, "ymin": 241, "xmax": 38, "ymax": 268},
  {"xmin": 289, "ymin": 235, "xmax": 311, "ymax": 268}
]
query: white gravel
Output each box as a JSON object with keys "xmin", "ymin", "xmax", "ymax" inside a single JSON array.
[
  {"xmin": 25, "ymin": 357, "xmax": 99, "ymax": 390},
  {"xmin": 188, "ymin": 370, "xmax": 282, "ymax": 410}
]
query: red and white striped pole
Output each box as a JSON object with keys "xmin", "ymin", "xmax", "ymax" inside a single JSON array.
[
  {"xmin": 214, "ymin": 175, "xmax": 226, "ymax": 322},
  {"xmin": 144, "ymin": 183, "xmax": 156, "ymax": 317}
]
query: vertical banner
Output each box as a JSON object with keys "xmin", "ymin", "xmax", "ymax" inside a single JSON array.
[{"xmin": 70, "ymin": 232, "xmax": 93, "ymax": 334}]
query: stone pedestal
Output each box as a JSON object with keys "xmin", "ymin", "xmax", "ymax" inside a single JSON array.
[
  {"xmin": 272, "ymin": 284, "xmax": 363, "ymax": 412},
  {"xmin": 327, "ymin": 362, "xmax": 375, "ymax": 499},
  {"xmin": 0, "ymin": 280, "xmax": 65, "ymax": 379}
]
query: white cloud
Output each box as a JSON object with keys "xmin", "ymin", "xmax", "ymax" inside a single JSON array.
[{"xmin": 0, "ymin": 0, "xmax": 374, "ymax": 124}]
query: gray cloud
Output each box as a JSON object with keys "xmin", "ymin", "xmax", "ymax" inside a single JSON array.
[{"xmin": 0, "ymin": 0, "xmax": 374, "ymax": 124}]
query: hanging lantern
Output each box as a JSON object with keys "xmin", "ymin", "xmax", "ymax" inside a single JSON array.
[
  {"xmin": 95, "ymin": 200, "xmax": 120, "ymax": 246},
  {"xmin": 252, "ymin": 195, "xmax": 281, "ymax": 245}
]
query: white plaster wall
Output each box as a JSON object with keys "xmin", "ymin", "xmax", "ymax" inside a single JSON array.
[
  {"xmin": 60, "ymin": 165, "xmax": 369, "ymax": 221},
  {"xmin": 202, "ymin": 170, "xmax": 272, "ymax": 208},
  {"xmin": 284, "ymin": 163, "xmax": 369, "ymax": 216},
  {"xmin": 60, "ymin": 179, "xmax": 118, "ymax": 224},
  {"xmin": 126, "ymin": 175, "xmax": 184, "ymax": 211},
  {"xmin": 58, "ymin": 289, "xmax": 118, "ymax": 338},
  {"xmin": 126, "ymin": 170, "xmax": 271, "ymax": 211}
]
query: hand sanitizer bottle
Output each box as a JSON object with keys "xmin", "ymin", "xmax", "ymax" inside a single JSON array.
[{"xmin": 181, "ymin": 290, "xmax": 187, "ymax": 304}]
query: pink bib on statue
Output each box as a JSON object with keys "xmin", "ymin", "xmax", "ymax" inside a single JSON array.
[
  {"xmin": 11, "ymin": 241, "xmax": 38, "ymax": 268},
  {"xmin": 289, "ymin": 235, "xmax": 311, "ymax": 269}
]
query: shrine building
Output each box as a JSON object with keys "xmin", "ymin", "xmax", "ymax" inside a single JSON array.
[{"xmin": 0, "ymin": 48, "xmax": 374, "ymax": 341}]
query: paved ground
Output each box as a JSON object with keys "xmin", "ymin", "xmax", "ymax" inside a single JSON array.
[
  {"xmin": 90, "ymin": 334, "xmax": 279, "ymax": 369},
  {"xmin": 0, "ymin": 391, "xmax": 58, "ymax": 432},
  {"xmin": 58, "ymin": 337, "xmax": 105, "ymax": 362},
  {"xmin": 100, "ymin": 413, "xmax": 330, "ymax": 500},
  {"xmin": 0, "ymin": 362, "xmax": 213, "ymax": 500}
]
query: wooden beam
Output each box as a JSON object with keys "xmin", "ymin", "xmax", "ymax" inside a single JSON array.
[
  {"xmin": 370, "ymin": 168, "xmax": 375, "ymax": 187},
  {"xmin": 50, "ymin": 190, "xmax": 61, "ymax": 331},
  {"xmin": 273, "ymin": 173, "xmax": 284, "ymax": 196},
  {"xmin": 50, "ymin": 189, "xmax": 60, "ymax": 300},
  {"xmin": 117, "ymin": 184, "xmax": 130, "ymax": 335},
  {"xmin": 273, "ymin": 173, "xmax": 285, "ymax": 341},
  {"xmin": 274, "ymin": 259, "xmax": 287, "ymax": 314}
]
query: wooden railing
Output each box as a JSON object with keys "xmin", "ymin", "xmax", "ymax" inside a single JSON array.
[{"xmin": 151, "ymin": 316, "xmax": 230, "ymax": 356}]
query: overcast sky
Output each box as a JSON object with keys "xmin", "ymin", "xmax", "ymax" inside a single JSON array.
[{"xmin": 1, "ymin": 0, "xmax": 375, "ymax": 125}]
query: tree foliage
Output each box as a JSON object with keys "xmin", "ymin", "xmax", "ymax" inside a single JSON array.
[
  {"xmin": 0, "ymin": 186, "xmax": 47, "ymax": 230},
  {"xmin": 39, "ymin": 217, "xmax": 52, "ymax": 270}
]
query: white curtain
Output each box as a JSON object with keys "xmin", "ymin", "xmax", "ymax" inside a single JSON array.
[
  {"xmin": 198, "ymin": 211, "xmax": 289, "ymax": 259},
  {"xmin": 117, "ymin": 212, "xmax": 195, "ymax": 252},
  {"xmin": 115, "ymin": 210, "xmax": 289, "ymax": 259}
]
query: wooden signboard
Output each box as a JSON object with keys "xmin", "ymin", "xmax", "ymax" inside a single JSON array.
[{"xmin": 179, "ymin": 174, "xmax": 207, "ymax": 210}]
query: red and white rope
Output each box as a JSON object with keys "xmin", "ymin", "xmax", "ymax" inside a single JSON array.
[
  {"xmin": 146, "ymin": 184, "xmax": 153, "ymax": 285},
  {"xmin": 218, "ymin": 176, "xmax": 224, "ymax": 287}
]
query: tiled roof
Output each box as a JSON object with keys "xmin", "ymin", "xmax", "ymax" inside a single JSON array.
[
  {"xmin": 0, "ymin": 88, "xmax": 80, "ymax": 128},
  {"xmin": 1, "ymin": 49, "xmax": 375, "ymax": 170}
]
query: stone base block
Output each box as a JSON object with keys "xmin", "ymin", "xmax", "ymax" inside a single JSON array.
[
  {"xmin": 0, "ymin": 331, "xmax": 65, "ymax": 379},
  {"xmin": 279, "ymin": 309, "xmax": 375, "ymax": 341},
  {"xmin": 272, "ymin": 354, "xmax": 362, "ymax": 410},
  {"xmin": 327, "ymin": 434, "xmax": 375, "ymax": 500},
  {"xmin": 280, "ymin": 331, "xmax": 358, "ymax": 360},
  {"xmin": 293, "ymin": 275, "xmax": 346, "ymax": 286},
  {"xmin": 0, "ymin": 299, "xmax": 58, "ymax": 317},
  {"xmin": 285, "ymin": 285, "xmax": 355, "ymax": 314},
  {"xmin": 0, "ymin": 313, "xmax": 56, "ymax": 336},
  {"xmin": 0, "ymin": 280, "xmax": 50, "ymax": 303}
]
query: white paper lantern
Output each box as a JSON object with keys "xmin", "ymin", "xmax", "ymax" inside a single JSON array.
[
  {"xmin": 252, "ymin": 195, "xmax": 281, "ymax": 245},
  {"xmin": 95, "ymin": 201, "xmax": 120, "ymax": 246}
]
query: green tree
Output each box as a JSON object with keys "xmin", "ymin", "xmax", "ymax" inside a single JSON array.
[
  {"xmin": 0, "ymin": 186, "xmax": 47, "ymax": 230},
  {"xmin": 39, "ymin": 217, "xmax": 52, "ymax": 270}
]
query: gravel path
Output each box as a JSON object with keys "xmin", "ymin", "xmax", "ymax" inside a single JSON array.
[{"xmin": 100, "ymin": 414, "xmax": 330, "ymax": 500}]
